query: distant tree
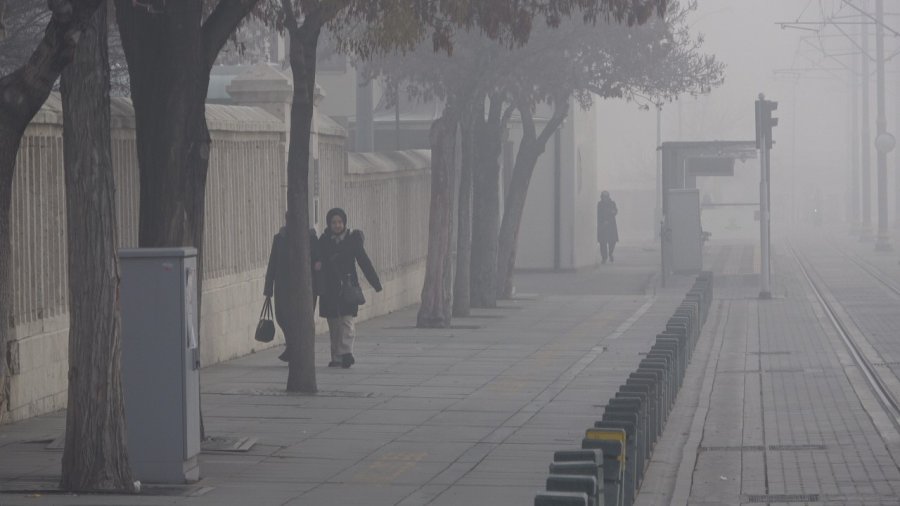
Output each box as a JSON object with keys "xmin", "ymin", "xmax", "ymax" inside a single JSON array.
[
  {"xmin": 257, "ymin": 0, "xmax": 656, "ymax": 377},
  {"xmin": 59, "ymin": 2, "xmax": 134, "ymax": 490},
  {"xmin": 0, "ymin": 0, "xmax": 104, "ymax": 425},
  {"xmin": 362, "ymin": 0, "xmax": 674, "ymax": 325},
  {"xmin": 495, "ymin": 0, "xmax": 724, "ymax": 298}
]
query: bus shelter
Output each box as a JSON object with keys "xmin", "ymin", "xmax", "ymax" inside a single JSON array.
[{"xmin": 660, "ymin": 141, "xmax": 758, "ymax": 285}]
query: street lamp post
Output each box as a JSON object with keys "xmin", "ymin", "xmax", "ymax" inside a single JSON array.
[
  {"xmin": 861, "ymin": 5, "xmax": 874, "ymax": 241},
  {"xmin": 850, "ymin": 58, "xmax": 861, "ymax": 232},
  {"xmin": 874, "ymin": 0, "xmax": 894, "ymax": 251}
]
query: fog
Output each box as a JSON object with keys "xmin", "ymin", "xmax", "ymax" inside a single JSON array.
[{"xmin": 597, "ymin": 0, "xmax": 889, "ymax": 241}]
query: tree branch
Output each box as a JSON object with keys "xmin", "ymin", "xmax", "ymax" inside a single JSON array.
[
  {"xmin": 0, "ymin": 0, "xmax": 102, "ymax": 130},
  {"xmin": 201, "ymin": 0, "xmax": 261, "ymax": 69},
  {"xmin": 280, "ymin": 0, "xmax": 299, "ymax": 33},
  {"xmin": 518, "ymin": 103, "xmax": 536, "ymax": 142},
  {"xmin": 536, "ymin": 97, "xmax": 568, "ymax": 147}
]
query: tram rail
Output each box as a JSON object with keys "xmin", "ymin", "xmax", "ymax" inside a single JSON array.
[{"xmin": 789, "ymin": 243, "xmax": 900, "ymax": 430}]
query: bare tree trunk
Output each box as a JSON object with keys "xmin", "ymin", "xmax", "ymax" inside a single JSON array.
[
  {"xmin": 469, "ymin": 94, "xmax": 504, "ymax": 308},
  {"xmin": 282, "ymin": 7, "xmax": 320, "ymax": 393},
  {"xmin": 115, "ymin": 0, "xmax": 258, "ymax": 428},
  {"xmin": 59, "ymin": 3, "xmax": 134, "ymax": 491},
  {"xmin": 114, "ymin": 0, "xmax": 258, "ymax": 329},
  {"xmin": 115, "ymin": 1, "xmax": 206, "ymax": 249},
  {"xmin": 452, "ymin": 104, "xmax": 476, "ymax": 317},
  {"xmin": 0, "ymin": 139, "xmax": 15, "ymax": 423},
  {"xmin": 496, "ymin": 101, "xmax": 568, "ymax": 299},
  {"xmin": 0, "ymin": 0, "xmax": 103, "ymax": 424},
  {"xmin": 418, "ymin": 106, "xmax": 458, "ymax": 328},
  {"xmin": 0, "ymin": 0, "xmax": 6, "ymax": 41}
]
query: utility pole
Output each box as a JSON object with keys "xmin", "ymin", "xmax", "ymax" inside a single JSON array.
[
  {"xmin": 895, "ymin": 53, "xmax": 900, "ymax": 225},
  {"xmin": 655, "ymin": 103, "xmax": 662, "ymax": 242},
  {"xmin": 756, "ymin": 94, "xmax": 777, "ymax": 300},
  {"xmin": 874, "ymin": 0, "xmax": 895, "ymax": 251},
  {"xmin": 851, "ymin": 48, "xmax": 861, "ymax": 232},
  {"xmin": 791, "ymin": 81, "xmax": 797, "ymax": 226},
  {"xmin": 861, "ymin": 3, "xmax": 874, "ymax": 241}
]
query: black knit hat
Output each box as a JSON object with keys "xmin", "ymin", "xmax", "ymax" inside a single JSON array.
[{"xmin": 326, "ymin": 208, "xmax": 347, "ymax": 226}]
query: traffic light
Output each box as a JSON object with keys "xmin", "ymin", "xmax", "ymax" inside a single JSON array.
[{"xmin": 755, "ymin": 97, "xmax": 778, "ymax": 149}]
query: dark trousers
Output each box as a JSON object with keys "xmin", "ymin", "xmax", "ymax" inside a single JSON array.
[{"xmin": 599, "ymin": 240, "xmax": 616, "ymax": 262}]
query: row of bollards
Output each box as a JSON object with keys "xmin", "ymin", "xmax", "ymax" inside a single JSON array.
[{"xmin": 535, "ymin": 272, "xmax": 714, "ymax": 506}]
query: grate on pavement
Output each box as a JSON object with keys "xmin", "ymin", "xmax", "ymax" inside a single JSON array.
[
  {"xmin": 745, "ymin": 494, "xmax": 819, "ymax": 503},
  {"xmin": 201, "ymin": 436, "xmax": 257, "ymax": 452},
  {"xmin": 698, "ymin": 445, "xmax": 765, "ymax": 452},
  {"xmin": 769, "ymin": 444, "xmax": 827, "ymax": 451}
]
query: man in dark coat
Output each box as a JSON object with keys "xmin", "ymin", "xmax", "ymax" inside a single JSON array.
[
  {"xmin": 597, "ymin": 190, "xmax": 619, "ymax": 264},
  {"xmin": 318, "ymin": 207, "xmax": 382, "ymax": 368},
  {"xmin": 263, "ymin": 213, "xmax": 320, "ymax": 362}
]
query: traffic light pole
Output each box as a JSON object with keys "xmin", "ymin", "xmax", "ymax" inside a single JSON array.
[
  {"xmin": 760, "ymin": 139, "xmax": 772, "ymax": 299},
  {"xmin": 756, "ymin": 94, "xmax": 775, "ymax": 300}
]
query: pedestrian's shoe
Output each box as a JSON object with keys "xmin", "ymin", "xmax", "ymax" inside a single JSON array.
[
  {"xmin": 341, "ymin": 353, "xmax": 355, "ymax": 369},
  {"xmin": 610, "ymin": 255, "xmax": 614, "ymax": 263},
  {"xmin": 327, "ymin": 360, "xmax": 341, "ymax": 368},
  {"xmin": 278, "ymin": 350, "xmax": 289, "ymax": 363},
  {"xmin": 601, "ymin": 258, "xmax": 607, "ymax": 264}
]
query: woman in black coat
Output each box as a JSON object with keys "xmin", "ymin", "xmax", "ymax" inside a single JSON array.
[
  {"xmin": 317, "ymin": 208, "xmax": 382, "ymax": 368},
  {"xmin": 263, "ymin": 215, "xmax": 320, "ymax": 362},
  {"xmin": 597, "ymin": 190, "xmax": 619, "ymax": 264}
]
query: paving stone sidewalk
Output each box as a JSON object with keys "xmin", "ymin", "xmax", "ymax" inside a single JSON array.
[
  {"xmin": 636, "ymin": 241, "xmax": 900, "ymax": 506},
  {"xmin": 0, "ymin": 245, "xmax": 691, "ymax": 506}
]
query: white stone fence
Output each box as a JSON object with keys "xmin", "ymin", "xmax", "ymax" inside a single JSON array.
[{"xmin": 6, "ymin": 90, "xmax": 430, "ymax": 423}]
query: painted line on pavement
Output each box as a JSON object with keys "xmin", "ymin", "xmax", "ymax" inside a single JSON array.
[{"xmin": 605, "ymin": 296, "xmax": 656, "ymax": 340}]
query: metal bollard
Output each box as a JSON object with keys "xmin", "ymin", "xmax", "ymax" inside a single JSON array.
[
  {"xmin": 583, "ymin": 428, "xmax": 625, "ymax": 506},
  {"xmin": 629, "ymin": 371, "xmax": 663, "ymax": 439},
  {"xmin": 639, "ymin": 360, "xmax": 672, "ymax": 417},
  {"xmin": 535, "ymin": 491, "xmax": 590, "ymax": 506},
  {"xmin": 604, "ymin": 404, "xmax": 647, "ymax": 467},
  {"xmin": 551, "ymin": 452, "xmax": 605, "ymax": 504},
  {"xmin": 546, "ymin": 475, "xmax": 599, "ymax": 506},
  {"xmin": 595, "ymin": 418, "xmax": 638, "ymax": 505}
]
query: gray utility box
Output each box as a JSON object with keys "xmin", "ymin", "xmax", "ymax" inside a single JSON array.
[
  {"xmin": 666, "ymin": 189, "xmax": 703, "ymax": 274},
  {"xmin": 120, "ymin": 248, "xmax": 201, "ymax": 483}
]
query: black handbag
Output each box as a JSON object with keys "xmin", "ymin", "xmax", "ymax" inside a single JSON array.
[
  {"xmin": 340, "ymin": 273, "xmax": 366, "ymax": 306},
  {"xmin": 254, "ymin": 297, "xmax": 276, "ymax": 343}
]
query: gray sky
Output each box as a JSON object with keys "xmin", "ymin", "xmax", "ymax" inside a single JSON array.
[{"xmin": 596, "ymin": 0, "xmax": 894, "ymax": 230}]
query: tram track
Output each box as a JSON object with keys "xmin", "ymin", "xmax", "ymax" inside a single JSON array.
[
  {"xmin": 789, "ymin": 242, "xmax": 900, "ymax": 432},
  {"xmin": 836, "ymin": 244, "xmax": 900, "ymax": 299}
]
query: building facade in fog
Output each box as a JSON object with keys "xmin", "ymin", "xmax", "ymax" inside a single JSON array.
[
  {"xmin": 513, "ymin": 104, "xmax": 599, "ymax": 270},
  {"xmin": 207, "ymin": 41, "xmax": 602, "ymax": 272}
]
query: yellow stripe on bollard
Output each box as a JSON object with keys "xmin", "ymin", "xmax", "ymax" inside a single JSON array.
[{"xmin": 584, "ymin": 428, "xmax": 626, "ymax": 462}]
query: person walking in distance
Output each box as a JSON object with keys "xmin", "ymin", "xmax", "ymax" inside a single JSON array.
[
  {"xmin": 318, "ymin": 208, "xmax": 382, "ymax": 368},
  {"xmin": 597, "ymin": 190, "xmax": 619, "ymax": 264},
  {"xmin": 263, "ymin": 213, "xmax": 320, "ymax": 362}
]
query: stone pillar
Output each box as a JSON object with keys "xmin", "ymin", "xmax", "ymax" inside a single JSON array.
[
  {"xmin": 226, "ymin": 63, "xmax": 293, "ymax": 123},
  {"xmin": 227, "ymin": 63, "xmax": 327, "ymax": 229},
  {"xmin": 355, "ymin": 71, "xmax": 374, "ymax": 153}
]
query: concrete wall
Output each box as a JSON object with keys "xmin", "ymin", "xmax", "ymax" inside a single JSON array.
[
  {"xmin": 515, "ymin": 102, "xmax": 600, "ymax": 270},
  {"xmin": 567, "ymin": 104, "xmax": 600, "ymax": 269},
  {"xmin": 510, "ymin": 117, "xmax": 556, "ymax": 270},
  {"xmin": 5, "ymin": 85, "xmax": 430, "ymax": 423}
]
